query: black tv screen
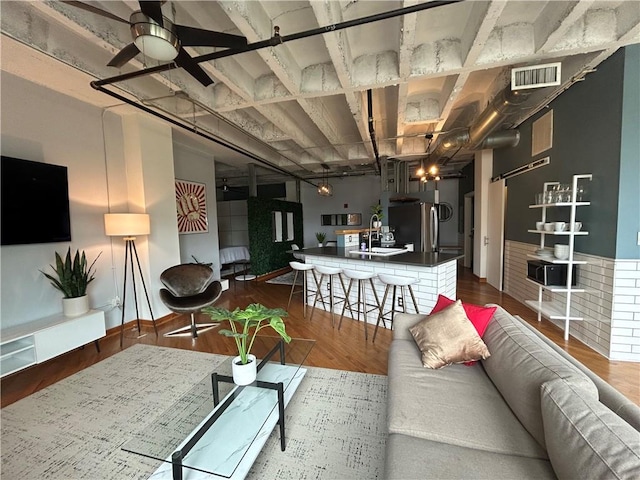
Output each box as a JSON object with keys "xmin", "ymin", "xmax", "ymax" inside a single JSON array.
[{"xmin": 1, "ymin": 156, "xmax": 72, "ymax": 245}]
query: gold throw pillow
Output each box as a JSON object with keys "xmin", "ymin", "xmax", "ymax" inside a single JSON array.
[{"xmin": 409, "ymin": 299, "xmax": 491, "ymax": 369}]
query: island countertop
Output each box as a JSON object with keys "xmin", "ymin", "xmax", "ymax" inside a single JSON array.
[{"xmin": 301, "ymin": 246, "xmax": 462, "ymax": 267}]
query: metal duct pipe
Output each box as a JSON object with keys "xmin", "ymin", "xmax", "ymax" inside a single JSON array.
[
  {"xmin": 430, "ymin": 86, "xmax": 529, "ymax": 162},
  {"xmin": 476, "ymin": 129, "xmax": 520, "ymax": 150},
  {"xmin": 467, "ymin": 88, "xmax": 529, "ymax": 148},
  {"xmin": 430, "ymin": 128, "xmax": 470, "ymax": 160}
]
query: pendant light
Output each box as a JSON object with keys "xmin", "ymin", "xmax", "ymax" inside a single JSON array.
[{"xmin": 317, "ymin": 164, "xmax": 333, "ymax": 196}]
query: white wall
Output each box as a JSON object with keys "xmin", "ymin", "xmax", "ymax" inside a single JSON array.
[
  {"xmin": 474, "ymin": 149, "xmax": 493, "ymax": 279},
  {"xmin": 0, "ymin": 72, "xmax": 196, "ymax": 331},
  {"xmin": 300, "ymin": 176, "xmax": 383, "ymax": 247},
  {"xmin": 217, "ymin": 200, "xmax": 249, "ymax": 250},
  {"xmin": 1, "ymin": 71, "xmax": 114, "ymax": 328},
  {"xmin": 173, "ymin": 136, "xmax": 220, "ymax": 272}
]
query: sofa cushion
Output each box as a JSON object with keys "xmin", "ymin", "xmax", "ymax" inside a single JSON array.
[
  {"xmin": 384, "ymin": 433, "xmax": 556, "ymax": 480},
  {"xmin": 431, "ymin": 294, "xmax": 497, "ymax": 336},
  {"xmin": 409, "ymin": 300, "xmax": 491, "ymax": 369},
  {"xmin": 541, "ymin": 378, "xmax": 640, "ymax": 480},
  {"xmin": 387, "ymin": 338, "xmax": 548, "ymax": 459},
  {"xmin": 481, "ymin": 306, "xmax": 598, "ymax": 450}
]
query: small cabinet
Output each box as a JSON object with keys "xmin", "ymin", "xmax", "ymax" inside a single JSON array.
[
  {"xmin": 525, "ymin": 173, "xmax": 592, "ymax": 340},
  {"xmin": 1, "ymin": 309, "xmax": 106, "ymax": 378}
]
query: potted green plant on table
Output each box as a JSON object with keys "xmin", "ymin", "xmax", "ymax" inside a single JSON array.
[
  {"xmin": 370, "ymin": 203, "xmax": 383, "ymax": 227},
  {"xmin": 315, "ymin": 231, "xmax": 326, "ymax": 247},
  {"xmin": 203, "ymin": 303, "xmax": 291, "ymax": 385},
  {"xmin": 41, "ymin": 247, "xmax": 101, "ymax": 317}
]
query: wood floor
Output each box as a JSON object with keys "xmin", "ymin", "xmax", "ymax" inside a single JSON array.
[{"xmin": 2, "ymin": 268, "xmax": 638, "ymax": 408}]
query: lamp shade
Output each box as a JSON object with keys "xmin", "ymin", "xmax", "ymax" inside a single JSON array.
[{"xmin": 104, "ymin": 213, "xmax": 150, "ymax": 237}]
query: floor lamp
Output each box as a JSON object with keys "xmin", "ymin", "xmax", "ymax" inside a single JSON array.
[{"xmin": 104, "ymin": 213, "xmax": 158, "ymax": 347}]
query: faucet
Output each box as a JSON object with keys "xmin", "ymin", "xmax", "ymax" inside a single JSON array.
[{"xmin": 369, "ymin": 214, "xmax": 379, "ymax": 253}]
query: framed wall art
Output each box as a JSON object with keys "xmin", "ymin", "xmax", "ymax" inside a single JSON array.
[{"xmin": 175, "ymin": 179, "xmax": 208, "ymax": 234}]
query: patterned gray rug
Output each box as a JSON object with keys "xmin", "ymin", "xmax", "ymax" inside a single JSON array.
[
  {"xmin": 266, "ymin": 270, "xmax": 302, "ymax": 286},
  {"xmin": 1, "ymin": 344, "xmax": 387, "ymax": 479}
]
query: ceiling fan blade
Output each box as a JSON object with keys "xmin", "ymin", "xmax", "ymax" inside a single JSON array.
[
  {"xmin": 175, "ymin": 25, "xmax": 248, "ymax": 49},
  {"xmin": 175, "ymin": 48, "xmax": 214, "ymax": 87},
  {"xmin": 61, "ymin": 1, "xmax": 129, "ymax": 24},
  {"xmin": 138, "ymin": 0, "xmax": 164, "ymax": 27},
  {"xmin": 107, "ymin": 43, "xmax": 140, "ymax": 68}
]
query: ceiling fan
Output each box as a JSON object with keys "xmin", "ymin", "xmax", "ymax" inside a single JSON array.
[
  {"xmin": 63, "ymin": 1, "xmax": 248, "ymax": 86},
  {"xmin": 217, "ymin": 178, "xmax": 243, "ymax": 193}
]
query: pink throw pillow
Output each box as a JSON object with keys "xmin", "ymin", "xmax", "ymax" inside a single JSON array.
[
  {"xmin": 430, "ymin": 294, "xmax": 496, "ymax": 337},
  {"xmin": 430, "ymin": 295, "xmax": 497, "ymax": 366}
]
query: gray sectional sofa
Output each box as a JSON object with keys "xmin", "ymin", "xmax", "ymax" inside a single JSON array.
[{"xmin": 385, "ymin": 304, "xmax": 640, "ymax": 479}]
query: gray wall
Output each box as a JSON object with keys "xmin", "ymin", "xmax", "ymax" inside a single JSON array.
[{"xmin": 494, "ymin": 48, "xmax": 627, "ymax": 259}]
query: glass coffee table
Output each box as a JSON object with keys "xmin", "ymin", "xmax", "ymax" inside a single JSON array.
[{"xmin": 123, "ymin": 337, "xmax": 315, "ymax": 480}]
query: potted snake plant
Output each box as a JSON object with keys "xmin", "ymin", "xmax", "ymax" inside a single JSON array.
[
  {"xmin": 203, "ymin": 303, "xmax": 291, "ymax": 385},
  {"xmin": 315, "ymin": 231, "xmax": 326, "ymax": 247},
  {"xmin": 41, "ymin": 247, "xmax": 101, "ymax": 317}
]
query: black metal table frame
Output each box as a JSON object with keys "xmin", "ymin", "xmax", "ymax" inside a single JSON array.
[{"xmin": 170, "ymin": 339, "xmax": 287, "ymax": 480}]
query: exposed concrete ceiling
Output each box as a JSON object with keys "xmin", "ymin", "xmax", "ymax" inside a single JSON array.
[{"xmin": 2, "ymin": 1, "xmax": 639, "ymax": 188}]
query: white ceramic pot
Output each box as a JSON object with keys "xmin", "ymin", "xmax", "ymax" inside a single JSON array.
[
  {"xmin": 231, "ymin": 354, "xmax": 257, "ymax": 385},
  {"xmin": 62, "ymin": 295, "xmax": 90, "ymax": 317},
  {"xmin": 318, "ymin": 242, "xmax": 324, "ymax": 247}
]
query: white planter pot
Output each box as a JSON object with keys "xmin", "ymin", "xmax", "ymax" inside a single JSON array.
[
  {"xmin": 232, "ymin": 354, "xmax": 257, "ymax": 385},
  {"xmin": 318, "ymin": 242, "xmax": 324, "ymax": 247},
  {"xmin": 62, "ymin": 295, "xmax": 89, "ymax": 317},
  {"xmin": 373, "ymin": 221, "xmax": 382, "ymax": 228}
]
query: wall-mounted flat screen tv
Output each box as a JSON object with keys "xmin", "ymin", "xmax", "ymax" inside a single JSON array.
[{"xmin": 1, "ymin": 156, "xmax": 72, "ymax": 245}]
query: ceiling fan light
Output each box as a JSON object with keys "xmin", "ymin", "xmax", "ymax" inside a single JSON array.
[
  {"xmin": 134, "ymin": 35, "xmax": 179, "ymax": 60},
  {"xmin": 131, "ymin": 12, "xmax": 179, "ymax": 61}
]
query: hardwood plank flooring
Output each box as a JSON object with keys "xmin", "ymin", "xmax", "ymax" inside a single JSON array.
[{"xmin": 2, "ymin": 268, "xmax": 638, "ymax": 408}]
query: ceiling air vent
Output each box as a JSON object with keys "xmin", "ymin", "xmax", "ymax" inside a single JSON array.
[{"xmin": 511, "ymin": 62, "xmax": 561, "ymax": 90}]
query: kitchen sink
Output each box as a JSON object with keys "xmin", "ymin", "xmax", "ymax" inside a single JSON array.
[{"xmin": 348, "ymin": 247, "xmax": 408, "ymax": 257}]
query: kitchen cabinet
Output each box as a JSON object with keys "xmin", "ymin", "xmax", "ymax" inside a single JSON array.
[{"xmin": 525, "ymin": 174, "xmax": 592, "ymax": 340}]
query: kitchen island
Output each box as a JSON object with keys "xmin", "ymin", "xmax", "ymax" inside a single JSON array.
[{"xmin": 301, "ymin": 246, "xmax": 462, "ymax": 330}]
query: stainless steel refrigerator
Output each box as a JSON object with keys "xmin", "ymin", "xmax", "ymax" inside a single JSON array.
[{"xmin": 388, "ymin": 202, "xmax": 439, "ymax": 252}]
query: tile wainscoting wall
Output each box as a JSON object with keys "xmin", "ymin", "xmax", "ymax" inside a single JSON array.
[
  {"xmin": 303, "ymin": 254, "xmax": 458, "ymax": 326},
  {"xmin": 504, "ymin": 241, "xmax": 640, "ymax": 362}
]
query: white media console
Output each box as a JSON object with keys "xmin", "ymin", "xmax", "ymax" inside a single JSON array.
[{"xmin": 1, "ymin": 309, "xmax": 106, "ymax": 378}]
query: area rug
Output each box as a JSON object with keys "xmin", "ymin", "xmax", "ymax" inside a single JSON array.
[
  {"xmin": 1, "ymin": 344, "xmax": 387, "ymax": 479},
  {"xmin": 266, "ymin": 270, "xmax": 302, "ymax": 286}
]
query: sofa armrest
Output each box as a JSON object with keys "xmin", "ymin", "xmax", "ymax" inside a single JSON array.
[{"xmin": 393, "ymin": 313, "xmax": 427, "ymax": 341}]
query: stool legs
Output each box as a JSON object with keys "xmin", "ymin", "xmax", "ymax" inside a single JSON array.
[
  {"xmin": 287, "ymin": 269, "xmax": 315, "ymax": 318},
  {"xmin": 310, "ymin": 273, "xmax": 352, "ymax": 327},
  {"xmin": 373, "ymin": 284, "xmax": 419, "ymax": 343},
  {"xmin": 338, "ymin": 278, "xmax": 381, "ymax": 341}
]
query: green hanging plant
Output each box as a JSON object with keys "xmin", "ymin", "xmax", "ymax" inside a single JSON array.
[{"xmin": 41, "ymin": 247, "xmax": 101, "ymax": 298}]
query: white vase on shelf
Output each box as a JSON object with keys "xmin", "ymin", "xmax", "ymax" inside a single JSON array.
[{"xmin": 62, "ymin": 295, "xmax": 89, "ymax": 317}]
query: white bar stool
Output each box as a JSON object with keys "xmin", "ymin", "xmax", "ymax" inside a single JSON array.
[
  {"xmin": 338, "ymin": 269, "xmax": 381, "ymax": 340},
  {"xmin": 373, "ymin": 273, "xmax": 420, "ymax": 342},
  {"xmin": 287, "ymin": 261, "xmax": 316, "ymax": 318},
  {"xmin": 310, "ymin": 265, "xmax": 353, "ymax": 327}
]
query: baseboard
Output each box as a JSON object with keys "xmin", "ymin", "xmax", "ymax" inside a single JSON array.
[
  {"xmin": 103, "ymin": 313, "xmax": 176, "ymax": 339},
  {"xmin": 258, "ymin": 267, "xmax": 291, "ymax": 282}
]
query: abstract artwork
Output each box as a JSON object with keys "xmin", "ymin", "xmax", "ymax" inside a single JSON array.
[{"xmin": 175, "ymin": 180, "xmax": 208, "ymax": 233}]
